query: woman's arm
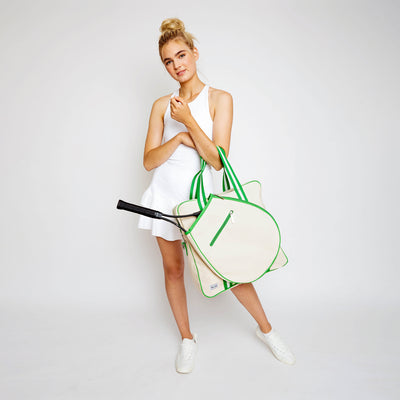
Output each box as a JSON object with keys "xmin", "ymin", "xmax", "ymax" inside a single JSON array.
[
  {"xmin": 170, "ymin": 90, "xmax": 233, "ymax": 171},
  {"xmin": 143, "ymin": 97, "xmax": 195, "ymax": 171}
]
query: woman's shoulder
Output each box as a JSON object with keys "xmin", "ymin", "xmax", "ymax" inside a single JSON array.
[
  {"xmin": 209, "ymin": 86, "xmax": 233, "ymax": 106},
  {"xmin": 151, "ymin": 92, "xmax": 174, "ymax": 119},
  {"xmin": 208, "ymin": 86, "xmax": 233, "ymax": 114},
  {"xmin": 153, "ymin": 92, "xmax": 173, "ymax": 108},
  {"xmin": 209, "ymin": 86, "xmax": 232, "ymax": 100}
]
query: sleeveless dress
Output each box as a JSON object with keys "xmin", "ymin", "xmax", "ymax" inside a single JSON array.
[{"xmin": 137, "ymin": 84, "xmax": 214, "ymax": 241}]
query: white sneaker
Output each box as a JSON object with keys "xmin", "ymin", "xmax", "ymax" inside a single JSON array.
[
  {"xmin": 175, "ymin": 333, "xmax": 198, "ymax": 374},
  {"xmin": 256, "ymin": 326, "xmax": 296, "ymax": 365}
]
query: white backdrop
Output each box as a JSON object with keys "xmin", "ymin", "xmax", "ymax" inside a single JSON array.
[{"xmin": 1, "ymin": 1, "xmax": 399, "ymax": 399}]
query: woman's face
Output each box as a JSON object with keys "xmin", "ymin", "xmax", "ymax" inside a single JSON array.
[{"xmin": 161, "ymin": 39, "xmax": 199, "ymax": 83}]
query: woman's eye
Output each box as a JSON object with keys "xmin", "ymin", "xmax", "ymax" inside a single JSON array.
[{"xmin": 179, "ymin": 53, "xmax": 185, "ymax": 58}]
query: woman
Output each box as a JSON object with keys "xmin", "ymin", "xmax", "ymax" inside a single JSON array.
[{"xmin": 137, "ymin": 17, "xmax": 295, "ymax": 373}]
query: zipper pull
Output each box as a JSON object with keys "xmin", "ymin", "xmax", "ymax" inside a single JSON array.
[{"xmin": 182, "ymin": 241, "xmax": 188, "ymax": 256}]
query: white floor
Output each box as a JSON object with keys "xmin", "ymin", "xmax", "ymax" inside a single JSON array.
[{"xmin": 1, "ymin": 299, "xmax": 398, "ymax": 400}]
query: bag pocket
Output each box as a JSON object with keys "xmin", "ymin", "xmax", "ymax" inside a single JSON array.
[{"xmin": 209, "ymin": 210, "xmax": 234, "ymax": 247}]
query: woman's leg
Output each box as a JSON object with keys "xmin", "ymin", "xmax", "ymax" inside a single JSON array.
[
  {"xmin": 231, "ymin": 283, "xmax": 296, "ymax": 364},
  {"xmin": 156, "ymin": 237, "xmax": 193, "ymax": 340},
  {"xmin": 230, "ymin": 283, "xmax": 272, "ymax": 333}
]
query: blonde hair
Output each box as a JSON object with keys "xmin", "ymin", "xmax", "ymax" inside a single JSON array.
[{"xmin": 158, "ymin": 18, "xmax": 197, "ymax": 61}]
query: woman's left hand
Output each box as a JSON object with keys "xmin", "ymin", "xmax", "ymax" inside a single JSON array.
[{"xmin": 170, "ymin": 96, "xmax": 193, "ymax": 126}]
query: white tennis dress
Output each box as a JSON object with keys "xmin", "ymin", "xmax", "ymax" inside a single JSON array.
[{"xmin": 137, "ymin": 84, "xmax": 214, "ymax": 241}]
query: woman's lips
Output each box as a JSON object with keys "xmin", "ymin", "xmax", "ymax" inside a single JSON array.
[{"xmin": 177, "ymin": 70, "xmax": 186, "ymax": 76}]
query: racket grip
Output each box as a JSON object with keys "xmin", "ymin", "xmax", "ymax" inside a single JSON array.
[{"xmin": 117, "ymin": 200, "xmax": 163, "ymax": 219}]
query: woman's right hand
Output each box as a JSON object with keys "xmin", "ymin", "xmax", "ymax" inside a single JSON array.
[{"xmin": 179, "ymin": 132, "xmax": 196, "ymax": 149}]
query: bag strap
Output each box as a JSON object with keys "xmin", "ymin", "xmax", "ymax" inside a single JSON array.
[
  {"xmin": 189, "ymin": 145, "xmax": 248, "ymax": 210},
  {"xmin": 217, "ymin": 146, "xmax": 247, "ymax": 201},
  {"xmin": 222, "ymin": 170, "xmax": 231, "ymax": 191},
  {"xmin": 189, "ymin": 158, "xmax": 207, "ymax": 210}
]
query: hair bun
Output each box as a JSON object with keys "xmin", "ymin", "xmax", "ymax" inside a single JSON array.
[
  {"xmin": 158, "ymin": 18, "xmax": 196, "ymax": 60},
  {"xmin": 160, "ymin": 18, "xmax": 185, "ymax": 35}
]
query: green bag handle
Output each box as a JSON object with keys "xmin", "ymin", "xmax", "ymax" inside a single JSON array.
[
  {"xmin": 189, "ymin": 158, "xmax": 207, "ymax": 210},
  {"xmin": 190, "ymin": 146, "xmax": 248, "ymax": 210},
  {"xmin": 222, "ymin": 170, "xmax": 231, "ymax": 192}
]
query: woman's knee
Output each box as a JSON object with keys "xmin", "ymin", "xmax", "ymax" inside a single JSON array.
[
  {"xmin": 163, "ymin": 258, "xmax": 184, "ymax": 281},
  {"xmin": 156, "ymin": 237, "xmax": 185, "ymax": 281}
]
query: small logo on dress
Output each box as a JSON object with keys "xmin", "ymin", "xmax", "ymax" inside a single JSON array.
[{"xmin": 210, "ymin": 283, "xmax": 218, "ymax": 290}]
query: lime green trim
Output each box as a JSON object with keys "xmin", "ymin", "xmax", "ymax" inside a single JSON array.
[
  {"xmin": 186, "ymin": 241, "xmax": 233, "ymax": 298},
  {"xmin": 184, "ymin": 195, "xmax": 214, "ymax": 235},
  {"xmin": 178, "ymin": 180, "xmax": 260, "ymax": 210},
  {"xmin": 186, "ymin": 241, "xmax": 214, "ymax": 298},
  {"xmin": 186, "ymin": 239, "xmax": 249, "ymax": 297},
  {"xmin": 191, "ymin": 146, "xmax": 249, "ymax": 209},
  {"xmin": 223, "ymin": 280, "xmax": 238, "ymax": 290},
  {"xmin": 222, "ymin": 171, "xmax": 231, "ymax": 191},
  {"xmin": 176, "ymin": 180, "xmax": 287, "ymax": 291},
  {"xmin": 216, "ymin": 146, "xmax": 248, "ymax": 202},
  {"xmin": 187, "ymin": 194, "xmax": 282, "ymax": 283},
  {"xmin": 217, "ymin": 148, "xmax": 241, "ymax": 200},
  {"xmin": 190, "ymin": 173, "xmax": 198, "ymax": 200},
  {"xmin": 196, "ymin": 174, "xmax": 206, "ymax": 210},
  {"xmin": 181, "ymin": 241, "xmax": 188, "ymax": 256},
  {"xmin": 281, "ymin": 248, "xmax": 289, "ymax": 266},
  {"xmin": 177, "ymin": 181, "xmax": 264, "ymax": 236},
  {"xmin": 265, "ymin": 248, "xmax": 289, "ymax": 273},
  {"xmin": 176, "ymin": 180, "xmax": 263, "ymax": 236},
  {"xmin": 200, "ymin": 176, "xmax": 206, "ymax": 204},
  {"xmin": 220, "ymin": 179, "xmax": 261, "ymax": 197},
  {"xmin": 199, "ymin": 159, "xmax": 207, "ymax": 209},
  {"xmin": 208, "ymin": 193, "xmax": 278, "ymax": 219},
  {"xmin": 190, "ymin": 159, "xmax": 206, "ymax": 201},
  {"xmin": 210, "ymin": 210, "xmax": 233, "ymax": 246}
]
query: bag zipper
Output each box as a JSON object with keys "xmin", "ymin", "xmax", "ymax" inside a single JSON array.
[{"xmin": 210, "ymin": 210, "xmax": 234, "ymax": 247}]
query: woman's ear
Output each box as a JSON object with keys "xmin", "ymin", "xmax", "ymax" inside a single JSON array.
[{"xmin": 193, "ymin": 47, "xmax": 199, "ymax": 61}]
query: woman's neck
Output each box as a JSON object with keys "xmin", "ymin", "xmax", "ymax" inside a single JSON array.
[{"xmin": 178, "ymin": 76, "xmax": 205, "ymax": 101}]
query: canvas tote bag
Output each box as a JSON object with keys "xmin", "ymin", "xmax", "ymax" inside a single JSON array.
[
  {"xmin": 173, "ymin": 146, "xmax": 288, "ymax": 297},
  {"xmin": 116, "ymin": 146, "xmax": 288, "ymax": 298}
]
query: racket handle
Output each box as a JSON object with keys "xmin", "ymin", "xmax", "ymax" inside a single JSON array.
[{"xmin": 117, "ymin": 200, "xmax": 163, "ymax": 219}]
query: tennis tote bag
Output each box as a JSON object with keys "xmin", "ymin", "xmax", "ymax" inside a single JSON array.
[
  {"xmin": 116, "ymin": 146, "xmax": 288, "ymax": 298},
  {"xmin": 173, "ymin": 146, "xmax": 288, "ymax": 297}
]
